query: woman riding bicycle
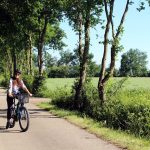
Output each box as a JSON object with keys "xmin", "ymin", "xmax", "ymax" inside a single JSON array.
[{"xmin": 6, "ymin": 69, "xmax": 32, "ymax": 129}]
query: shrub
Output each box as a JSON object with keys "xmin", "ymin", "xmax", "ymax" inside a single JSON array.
[
  {"xmin": 0, "ymin": 75, "xmax": 10, "ymax": 87},
  {"xmin": 32, "ymin": 76, "xmax": 50, "ymax": 97},
  {"xmin": 127, "ymin": 103, "xmax": 150, "ymax": 137},
  {"xmin": 22, "ymin": 74, "xmax": 34, "ymax": 92},
  {"xmin": 51, "ymin": 86, "xmax": 73, "ymax": 109},
  {"xmin": 102, "ymin": 89, "xmax": 150, "ymax": 138}
]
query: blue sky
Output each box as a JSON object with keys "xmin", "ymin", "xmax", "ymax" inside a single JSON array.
[{"xmin": 51, "ymin": 1, "xmax": 150, "ymax": 69}]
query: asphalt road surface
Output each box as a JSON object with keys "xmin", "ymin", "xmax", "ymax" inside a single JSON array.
[{"xmin": 0, "ymin": 88, "xmax": 122, "ymax": 150}]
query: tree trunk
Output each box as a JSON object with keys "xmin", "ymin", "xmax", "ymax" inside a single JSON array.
[
  {"xmin": 98, "ymin": 0, "xmax": 129, "ymax": 105},
  {"xmin": 75, "ymin": 13, "xmax": 90, "ymax": 109},
  {"xmin": 38, "ymin": 17, "xmax": 48, "ymax": 76},
  {"xmin": 13, "ymin": 50, "xmax": 17, "ymax": 75},
  {"xmin": 5, "ymin": 48, "xmax": 13, "ymax": 76},
  {"xmin": 78, "ymin": 13, "xmax": 83, "ymax": 62},
  {"xmin": 74, "ymin": 13, "xmax": 83, "ymax": 106},
  {"xmin": 29, "ymin": 34, "xmax": 33, "ymax": 75},
  {"xmin": 99, "ymin": 84, "xmax": 105, "ymax": 105},
  {"xmin": 98, "ymin": 19, "xmax": 111, "ymax": 104},
  {"xmin": 25, "ymin": 48, "xmax": 30, "ymax": 74},
  {"xmin": 98, "ymin": 0, "xmax": 114, "ymax": 105}
]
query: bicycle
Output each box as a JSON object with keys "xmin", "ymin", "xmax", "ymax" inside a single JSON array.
[{"xmin": 9, "ymin": 93, "xmax": 30, "ymax": 132}]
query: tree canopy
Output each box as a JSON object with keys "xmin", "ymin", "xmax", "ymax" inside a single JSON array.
[{"xmin": 119, "ymin": 49, "xmax": 148, "ymax": 77}]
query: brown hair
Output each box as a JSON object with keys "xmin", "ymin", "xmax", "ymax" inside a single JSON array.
[{"xmin": 12, "ymin": 78, "xmax": 23, "ymax": 88}]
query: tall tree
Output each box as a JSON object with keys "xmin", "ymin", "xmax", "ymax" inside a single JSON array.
[
  {"xmin": 98, "ymin": 0, "xmax": 131, "ymax": 105},
  {"xmin": 36, "ymin": 0, "xmax": 65, "ymax": 76},
  {"xmin": 64, "ymin": 0, "xmax": 103, "ymax": 108},
  {"xmin": 58, "ymin": 50, "xmax": 75, "ymax": 66},
  {"xmin": 119, "ymin": 49, "xmax": 148, "ymax": 77}
]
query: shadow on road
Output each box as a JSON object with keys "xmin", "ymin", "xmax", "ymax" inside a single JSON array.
[
  {"xmin": 29, "ymin": 108, "xmax": 60, "ymax": 119},
  {"xmin": 0, "ymin": 108, "xmax": 60, "ymax": 119},
  {"xmin": 0, "ymin": 126, "xmax": 21, "ymax": 133},
  {"xmin": 0, "ymin": 109, "xmax": 7, "ymax": 119},
  {"xmin": 0, "ymin": 130, "xmax": 21, "ymax": 134},
  {"xmin": 0, "ymin": 109, "xmax": 7, "ymax": 113},
  {"xmin": 0, "ymin": 107, "xmax": 60, "ymax": 134}
]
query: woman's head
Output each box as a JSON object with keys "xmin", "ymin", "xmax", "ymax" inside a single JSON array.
[
  {"xmin": 13, "ymin": 69, "xmax": 22, "ymax": 87},
  {"xmin": 14, "ymin": 69, "xmax": 21, "ymax": 79}
]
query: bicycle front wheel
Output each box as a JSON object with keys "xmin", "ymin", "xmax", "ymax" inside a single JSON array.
[{"xmin": 19, "ymin": 106, "xmax": 30, "ymax": 132}]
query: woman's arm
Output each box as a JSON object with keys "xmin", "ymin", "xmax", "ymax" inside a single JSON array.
[
  {"xmin": 21, "ymin": 80, "xmax": 32, "ymax": 96},
  {"xmin": 23, "ymin": 87, "xmax": 32, "ymax": 96}
]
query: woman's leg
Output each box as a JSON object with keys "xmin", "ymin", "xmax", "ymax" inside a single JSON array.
[{"xmin": 6, "ymin": 94, "xmax": 13, "ymax": 128}]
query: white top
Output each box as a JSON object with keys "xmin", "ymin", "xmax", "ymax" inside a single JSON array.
[{"xmin": 8, "ymin": 78, "xmax": 26, "ymax": 94}]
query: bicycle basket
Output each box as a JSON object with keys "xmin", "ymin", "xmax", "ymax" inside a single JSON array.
[{"xmin": 18, "ymin": 94, "xmax": 29, "ymax": 103}]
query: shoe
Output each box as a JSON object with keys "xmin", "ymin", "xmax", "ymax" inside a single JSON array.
[{"xmin": 6, "ymin": 121, "xmax": 10, "ymax": 129}]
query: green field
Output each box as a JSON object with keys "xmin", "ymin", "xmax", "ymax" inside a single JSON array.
[
  {"xmin": 45, "ymin": 78, "xmax": 75, "ymax": 91},
  {"xmin": 45, "ymin": 77, "xmax": 150, "ymax": 91}
]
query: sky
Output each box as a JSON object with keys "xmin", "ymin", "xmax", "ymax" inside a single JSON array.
[{"xmin": 50, "ymin": 1, "xmax": 150, "ymax": 69}]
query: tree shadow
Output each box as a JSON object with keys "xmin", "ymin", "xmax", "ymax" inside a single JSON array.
[
  {"xmin": 29, "ymin": 108, "xmax": 60, "ymax": 119},
  {"xmin": 0, "ymin": 109, "xmax": 7, "ymax": 113},
  {"xmin": 0, "ymin": 109, "xmax": 7, "ymax": 119},
  {"xmin": 0, "ymin": 108, "xmax": 60, "ymax": 119},
  {"xmin": 0, "ymin": 108, "xmax": 60, "ymax": 133}
]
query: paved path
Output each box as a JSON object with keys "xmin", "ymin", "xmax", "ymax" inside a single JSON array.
[{"xmin": 0, "ymin": 88, "xmax": 122, "ymax": 150}]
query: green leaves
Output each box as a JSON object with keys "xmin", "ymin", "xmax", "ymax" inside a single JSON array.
[
  {"xmin": 120, "ymin": 49, "xmax": 148, "ymax": 77},
  {"xmin": 137, "ymin": 0, "xmax": 150, "ymax": 12},
  {"xmin": 137, "ymin": 2, "xmax": 145, "ymax": 11}
]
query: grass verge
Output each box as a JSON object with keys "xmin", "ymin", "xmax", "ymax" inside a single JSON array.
[{"xmin": 38, "ymin": 102, "xmax": 150, "ymax": 150}]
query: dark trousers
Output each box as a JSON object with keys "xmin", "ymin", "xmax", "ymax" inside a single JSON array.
[{"xmin": 6, "ymin": 94, "xmax": 14, "ymax": 120}]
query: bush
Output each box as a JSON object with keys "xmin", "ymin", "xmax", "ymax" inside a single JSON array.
[
  {"xmin": 48, "ymin": 66, "xmax": 69, "ymax": 78},
  {"xmin": 127, "ymin": 103, "xmax": 150, "ymax": 137},
  {"xmin": 22, "ymin": 74, "xmax": 34, "ymax": 92},
  {"xmin": 51, "ymin": 78, "xmax": 103, "ymax": 119},
  {"xmin": 0, "ymin": 75, "xmax": 10, "ymax": 87},
  {"xmin": 32, "ymin": 76, "xmax": 50, "ymax": 97},
  {"xmin": 51, "ymin": 78, "xmax": 96, "ymax": 111},
  {"xmin": 101, "ymin": 89, "xmax": 150, "ymax": 138},
  {"xmin": 51, "ymin": 86, "xmax": 73, "ymax": 109}
]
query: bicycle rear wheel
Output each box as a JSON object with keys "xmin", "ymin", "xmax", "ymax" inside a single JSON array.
[{"xmin": 19, "ymin": 106, "xmax": 30, "ymax": 132}]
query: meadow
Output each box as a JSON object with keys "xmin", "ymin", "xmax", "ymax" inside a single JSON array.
[{"xmin": 45, "ymin": 77, "xmax": 150, "ymax": 91}]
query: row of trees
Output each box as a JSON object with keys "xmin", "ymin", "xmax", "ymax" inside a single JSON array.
[
  {"xmin": 0, "ymin": 0, "xmax": 66, "ymax": 76},
  {"xmin": 0, "ymin": 0, "xmax": 149, "ymax": 105},
  {"xmin": 44, "ymin": 49, "xmax": 100, "ymax": 78},
  {"xmin": 33, "ymin": 48, "xmax": 148, "ymax": 78}
]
